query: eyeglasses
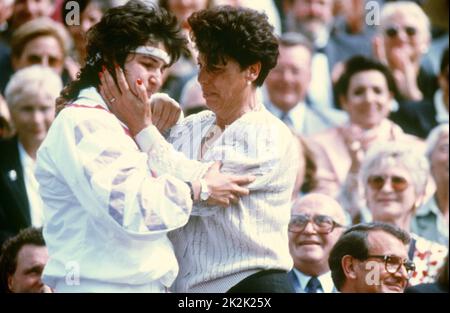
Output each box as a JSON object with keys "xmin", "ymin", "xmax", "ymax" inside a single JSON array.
[
  {"xmin": 288, "ymin": 214, "xmax": 343, "ymax": 234},
  {"xmin": 367, "ymin": 175, "xmax": 409, "ymax": 192},
  {"xmin": 365, "ymin": 255, "xmax": 416, "ymax": 278},
  {"xmin": 385, "ymin": 25, "xmax": 417, "ymax": 38}
]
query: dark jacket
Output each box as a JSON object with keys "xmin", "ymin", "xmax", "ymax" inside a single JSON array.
[{"xmin": 0, "ymin": 136, "xmax": 31, "ymax": 247}]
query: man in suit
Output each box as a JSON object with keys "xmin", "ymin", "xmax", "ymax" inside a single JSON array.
[
  {"xmin": 0, "ymin": 65, "xmax": 62, "ymax": 247},
  {"xmin": 0, "ymin": 136, "xmax": 31, "ymax": 246},
  {"xmin": 329, "ymin": 222, "xmax": 414, "ymax": 293},
  {"xmin": 264, "ymin": 32, "xmax": 347, "ymax": 137},
  {"xmin": 288, "ymin": 193, "xmax": 347, "ymax": 293}
]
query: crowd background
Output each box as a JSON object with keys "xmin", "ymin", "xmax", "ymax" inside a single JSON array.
[{"xmin": 0, "ymin": 0, "xmax": 448, "ymax": 293}]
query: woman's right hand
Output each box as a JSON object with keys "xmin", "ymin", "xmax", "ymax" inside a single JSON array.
[
  {"xmin": 199, "ymin": 162, "xmax": 256, "ymax": 207},
  {"xmin": 99, "ymin": 64, "xmax": 153, "ymax": 136}
]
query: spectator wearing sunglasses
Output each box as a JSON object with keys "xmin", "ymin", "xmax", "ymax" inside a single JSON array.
[
  {"xmin": 329, "ymin": 222, "xmax": 414, "ymax": 293},
  {"xmin": 373, "ymin": 1, "xmax": 437, "ymax": 103},
  {"xmin": 361, "ymin": 143, "xmax": 448, "ymax": 285},
  {"xmin": 288, "ymin": 193, "xmax": 347, "ymax": 293},
  {"xmin": 411, "ymin": 124, "xmax": 449, "ymax": 246}
]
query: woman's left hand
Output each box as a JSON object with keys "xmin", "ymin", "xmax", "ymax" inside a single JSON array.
[{"xmin": 149, "ymin": 93, "xmax": 182, "ymax": 133}]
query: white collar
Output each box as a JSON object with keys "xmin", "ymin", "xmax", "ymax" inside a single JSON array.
[
  {"xmin": 17, "ymin": 140, "xmax": 34, "ymax": 168},
  {"xmin": 314, "ymin": 28, "xmax": 330, "ymax": 50},
  {"xmin": 75, "ymin": 87, "xmax": 129, "ymax": 130},
  {"xmin": 265, "ymin": 100, "xmax": 306, "ymax": 129},
  {"xmin": 434, "ymin": 90, "xmax": 449, "ymax": 124},
  {"xmin": 416, "ymin": 195, "xmax": 442, "ymax": 218},
  {"xmin": 76, "ymin": 87, "xmax": 109, "ymax": 110},
  {"xmin": 293, "ymin": 268, "xmax": 335, "ymax": 293}
]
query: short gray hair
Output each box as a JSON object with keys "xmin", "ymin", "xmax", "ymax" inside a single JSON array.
[
  {"xmin": 360, "ymin": 142, "xmax": 430, "ymax": 196},
  {"xmin": 425, "ymin": 123, "xmax": 449, "ymax": 160},
  {"xmin": 5, "ymin": 65, "xmax": 63, "ymax": 110}
]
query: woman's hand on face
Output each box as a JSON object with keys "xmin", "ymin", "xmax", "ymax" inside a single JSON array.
[
  {"xmin": 150, "ymin": 93, "xmax": 182, "ymax": 133},
  {"xmin": 202, "ymin": 162, "xmax": 256, "ymax": 207},
  {"xmin": 99, "ymin": 64, "xmax": 153, "ymax": 136}
]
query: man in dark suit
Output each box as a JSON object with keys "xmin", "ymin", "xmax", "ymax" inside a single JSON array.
[{"xmin": 0, "ymin": 136, "xmax": 32, "ymax": 247}]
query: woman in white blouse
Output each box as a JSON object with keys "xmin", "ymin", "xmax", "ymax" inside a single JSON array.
[{"xmin": 103, "ymin": 6, "xmax": 300, "ymax": 292}]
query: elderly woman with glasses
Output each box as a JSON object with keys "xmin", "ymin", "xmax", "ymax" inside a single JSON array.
[
  {"xmin": 360, "ymin": 143, "xmax": 448, "ymax": 285},
  {"xmin": 411, "ymin": 124, "xmax": 449, "ymax": 246},
  {"xmin": 373, "ymin": 1, "xmax": 436, "ymax": 102}
]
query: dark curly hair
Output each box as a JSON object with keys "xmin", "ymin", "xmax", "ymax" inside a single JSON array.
[
  {"xmin": 59, "ymin": 0, "xmax": 188, "ymax": 107},
  {"xmin": 188, "ymin": 5, "xmax": 279, "ymax": 87},
  {"xmin": 335, "ymin": 55, "xmax": 399, "ymax": 102},
  {"xmin": 0, "ymin": 227, "xmax": 46, "ymax": 293}
]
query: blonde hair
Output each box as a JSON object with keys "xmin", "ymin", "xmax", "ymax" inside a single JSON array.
[{"xmin": 11, "ymin": 17, "xmax": 71, "ymax": 59}]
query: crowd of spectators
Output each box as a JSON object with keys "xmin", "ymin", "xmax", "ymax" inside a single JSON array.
[{"xmin": 0, "ymin": 0, "xmax": 448, "ymax": 293}]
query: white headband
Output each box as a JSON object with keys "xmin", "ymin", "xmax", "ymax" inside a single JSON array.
[{"xmin": 133, "ymin": 46, "xmax": 171, "ymax": 65}]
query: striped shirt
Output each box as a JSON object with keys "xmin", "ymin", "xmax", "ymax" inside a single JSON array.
[{"xmin": 160, "ymin": 109, "xmax": 299, "ymax": 292}]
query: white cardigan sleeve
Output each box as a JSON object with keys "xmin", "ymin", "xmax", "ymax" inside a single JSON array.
[{"xmin": 35, "ymin": 107, "xmax": 194, "ymax": 236}]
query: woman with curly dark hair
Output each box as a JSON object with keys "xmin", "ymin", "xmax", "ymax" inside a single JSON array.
[
  {"xmin": 101, "ymin": 5, "xmax": 300, "ymax": 293},
  {"xmin": 34, "ymin": 1, "xmax": 253, "ymax": 292}
]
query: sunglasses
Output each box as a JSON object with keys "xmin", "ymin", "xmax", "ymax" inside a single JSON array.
[
  {"xmin": 367, "ymin": 175, "xmax": 409, "ymax": 192},
  {"xmin": 385, "ymin": 25, "xmax": 417, "ymax": 38},
  {"xmin": 288, "ymin": 214, "xmax": 343, "ymax": 234}
]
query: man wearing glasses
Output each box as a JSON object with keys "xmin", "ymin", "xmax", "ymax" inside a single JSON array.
[
  {"xmin": 329, "ymin": 222, "xmax": 415, "ymax": 293},
  {"xmin": 288, "ymin": 193, "xmax": 348, "ymax": 293}
]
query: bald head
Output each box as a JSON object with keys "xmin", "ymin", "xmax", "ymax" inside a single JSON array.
[
  {"xmin": 292, "ymin": 193, "xmax": 347, "ymax": 225},
  {"xmin": 289, "ymin": 193, "xmax": 348, "ymax": 276}
]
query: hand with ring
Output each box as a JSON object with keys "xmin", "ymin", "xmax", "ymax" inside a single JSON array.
[{"xmin": 99, "ymin": 64, "xmax": 153, "ymax": 136}]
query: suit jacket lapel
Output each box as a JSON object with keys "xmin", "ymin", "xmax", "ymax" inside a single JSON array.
[{"xmin": 0, "ymin": 137, "xmax": 31, "ymax": 225}]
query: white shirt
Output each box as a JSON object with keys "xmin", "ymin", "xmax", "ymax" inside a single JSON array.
[
  {"xmin": 434, "ymin": 90, "xmax": 449, "ymax": 124},
  {"xmin": 264, "ymin": 98, "xmax": 347, "ymax": 137},
  {"xmin": 158, "ymin": 109, "xmax": 299, "ymax": 292},
  {"xmin": 35, "ymin": 87, "xmax": 205, "ymax": 292},
  {"xmin": 292, "ymin": 268, "xmax": 336, "ymax": 293},
  {"xmin": 265, "ymin": 100, "xmax": 306, "ymax": 134},
  {"xmin": 308, "ymin": 30, "xmax": 334, "ymax": 110},
  {"xmin": 18, "ymin": 142, "xmax": 44, "ymax": 227}
]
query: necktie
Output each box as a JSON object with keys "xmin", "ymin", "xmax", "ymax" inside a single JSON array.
[
  {"xmin": 305, "ymin": 276, "xmax": 322, "ymax": 293},
  {"xmin": 280, "ymin": 111, "xmax": 292, "ymax": 127}
]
